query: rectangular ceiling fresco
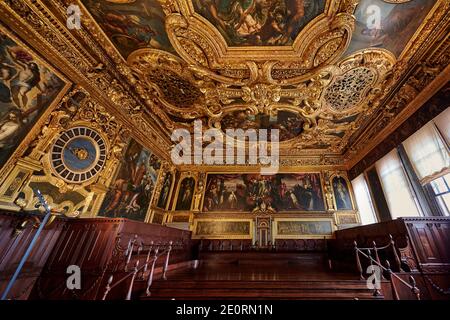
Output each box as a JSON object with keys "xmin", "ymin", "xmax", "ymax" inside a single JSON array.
[
  {"xmin": 193, "ymin": 0, "xmax": 326, "ymax": 46},
  {"xmin": 81, "ymin": 0, "xmax": 177, "ymax": 58}
]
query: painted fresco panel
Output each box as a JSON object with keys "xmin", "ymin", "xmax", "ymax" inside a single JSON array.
[
  {"xmin": 0, "ymin": 30, "xmax": 65, "ymax": 168},
  {"xmin": 332, "ymin": 176, "xmax": 353, "ymax": 210},
  {"xmin": 276, "ymin": 220, "xmax": 332, "ymax": 236},
  {"xmin": 81, "ymin": 0, "xmax": 176, "ymax": 58},
  {"xmin": 99, "ymin": 139, "xmax": 161, "ymax": 221},
  {"xmin": 195, "ymin": 220, "xmax": 251, "ymax": 237},
  {"xmin": 346, "ymin": 0, "xmax": 436, "ymax": 57},
  {"xmin": 193, "ymin": 0, "xmax": 326, "ymax": 46},
  {"xmin": 203, "ymin": 173, "xmax": 325, "ymax": 212}
]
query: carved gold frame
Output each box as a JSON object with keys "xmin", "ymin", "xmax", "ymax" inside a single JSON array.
[
  {"xmin": 329, "ymin": 172, "xmax": 356, "ymax": 211},
  {"xmin": 192, "ymin": 218, "xmax": 254, "ymax": 240},
  {"xmin": 171, "ymin": 172, "xmax": 198, "ymax": 212},
  {"xmin": 272, "ymin": 217, "xmax": 335, "ymax": 240}
]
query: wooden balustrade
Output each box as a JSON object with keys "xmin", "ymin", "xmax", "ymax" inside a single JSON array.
[
  {"xmin": 28, "ymin": 217, "xmax": 192, "ymax": 300},
  {"xmin": 353, "ymin": 236, "xmax": 421, "ymax": 300},
  {"xmin": 101, "ymin": 237, "xmax": 174, "ymax": 300}
]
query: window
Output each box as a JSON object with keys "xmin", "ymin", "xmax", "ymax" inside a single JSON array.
[
  {"xmin": 433, "ymin": 107, "xmax": 450, "ymax": 146},
  {"xmin": 375, "ymin": 149, "xmax": 422, "ymax": 218},
  {"xmin": 352, "ymin": 174, "xmax": 377, "ymax": 225},
  {"xmin": 403, "ymin": 121, "xmax": 450, "ymax": 184},
  {"xmin": 430, "ymin": 173, "xmax": 450, "ymax": 216}
]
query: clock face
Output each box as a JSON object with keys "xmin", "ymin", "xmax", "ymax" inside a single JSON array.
[{"xmin": 51, "ymin": 127, "xmax": 107, "ymax": 183}]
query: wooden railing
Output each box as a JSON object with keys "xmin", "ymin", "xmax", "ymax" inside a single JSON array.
[
  {"xmin": 102, "ymin": 237, "xmax": 180, "ymax": 300},
  {"xmin": 354, "ymin": 235, "xmax": 420, "ymax": 300}
]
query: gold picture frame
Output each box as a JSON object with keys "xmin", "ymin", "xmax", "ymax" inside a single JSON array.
[
  {"xmin": 273, "ymin": 217, "xmax": 335, "ymax": 240},
  {"xmin": 192, "ymin": 218, "xmax": 254, "ymax": 239},
  {"xmin": 200, "ymin": 171, "xmax": 328, "ymax": 214}
]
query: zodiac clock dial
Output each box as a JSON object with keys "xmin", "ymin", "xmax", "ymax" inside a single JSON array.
[{"xmin": 50, "ymin": 127, "xmax": 107, "ymax": 183}]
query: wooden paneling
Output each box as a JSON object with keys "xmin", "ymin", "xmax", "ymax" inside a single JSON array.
[
  {"xmin": 31, "ymin": 217, "xmax": 192, "ymax": 300},
  {"xmin": 331, "ymin": 217, "xmax": 450, "ymax": 273},
  {"xmin": 404, "ymin": 218, "xmax": 450, "ymax": 272},
  {"xmin": 0, "ymin": 211, "xmax": 66, "ymax": 300}
]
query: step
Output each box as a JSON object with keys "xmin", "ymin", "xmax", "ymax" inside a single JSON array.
[
  {"xmin": 142, "ymin": 288, "xmax": 384, "ymax": 300},
  {"xmin": 148, "ymin": 279, "xmax": 381, "ymax": 290}
]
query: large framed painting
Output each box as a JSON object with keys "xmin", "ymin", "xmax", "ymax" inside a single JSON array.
[
  {"xmin": 192, "ymin": 0, "xmax": 326, "ymax": 46},
  {"xmin": 157, "ymin": 172, "xmax": 173, "ymax": 209},
  {"xmin": 202, "ymin": 173, "xmax": 325, "ymax": 212},
  {"xmin": 331, "ymin": 175, "xmax": 354, "ymax": 210},
  {"xmin": 274, "ymin": 218, "xmax": 334, "ymax": 239},
  {"xmin": 81, "ymin": 0, "xmax": 177, "ymax": 59},
  {"xmin": 192, "ymin": 219, "xmax": 253, "ymax": 239},
  {"xmin": 0, "ymin": 28, "xmax": 69, "ymax": 174},
  {"xmin": 175, "ymin": 177, "xmax": 196, "ymax": 211},
  {"xmin": 99, "ymin": 138, "xmax": 161, "ymax": 221},
  {"xmin": 345, "ymin": 0, "xmax": 436, "ymax": 57}
]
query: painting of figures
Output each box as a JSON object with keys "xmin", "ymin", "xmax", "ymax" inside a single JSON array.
[
  {"xmin": 276, "ymin": 220, "xmax": 332, "ymax": 236},
  {"xmin": 175, "ymin": 177, "xmax": 196, "ymax": 211},
  {"xmin": 99, "ymin": 139, "xmax": 161, "ymax": 221},
  {"xmin": 346, "ymin": 0, "xmax": 435, "ymax": 57},
  {"xmin": 221, "ymin": 110, "xmax": 304, "ymax": 142},
  {"xmin": 332, "ymin": 176, "xmax": 353, "ymax": 210},
  {"xmin": 81, "ymin": 0, "xmax": 177, "ymax": 58},
  {"xmin": 0, "ymin": 31, "xmax": 65, "ymax": 168},
  {"xmin": 193, "ymin": 0, "xmax": 325, "ymax": 46},
  {"xmin": 195, "ymin": 220, "xmax": 251, "ymax": 237},
  {"xmin": 157, "ymin": 172, "xmax": 173, "ymax": 209},
  {"xmin": 203, "ymin": 173, "xmax": 325, "ymax": 212}
]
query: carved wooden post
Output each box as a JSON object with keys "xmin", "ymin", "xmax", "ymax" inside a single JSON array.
[
  {"xmin": 102, "ymin": 275, "xmax": 114, "ymax": 300},
  {"xmin": 389, "ymin": 234, "xmax": 402, "ymax": 271},
  {"xmin": 142, "ymin": 241, "xmax": 154, "ymax": 279},
  {"xmin": 125, "ymin": 235, "xmax": 138, "ymax": 272},
  {"xmin": 162, "ymin": 241, "xmax": 173, "ymax": 280},
  {"xmin": 409, "ymin": 275, "xmax": 421, "ymax": 300},
  {"xmin": 372, "ymin": 241, "xmax": 385, "ymax": 279},
  {"xmin": 146, "ymin": 247, "xmax": 159, "ymax": 296},
  {"xmin": 354, "ymin": 241, "xmax": 364, "ymax": 280},
  {"xmin": 126, "ymin": 260, "xmax": 139, "ymax": 300},
  {"xmin": 385, "ymin": 260, "xmax": 400, "ymax": 300}
]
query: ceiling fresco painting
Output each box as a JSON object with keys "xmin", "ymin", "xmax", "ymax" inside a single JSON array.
[
  {"xmin": 345, "ymin": 0, "xmax": 436, "ymax": 57},
  {"xmin": 81, "ymin": 0, "xmax": 177, "ymax": 58},
  {"xmin": 192, "ymin": 0, "xmax": 326, "ymax": 46},
  {"xmin": 220, "ymin": 110, "xmax": 304, "ymax": 142},
  {"xmin": 70, "ymin": 0, "xmax": 447, "ymax": 166}
]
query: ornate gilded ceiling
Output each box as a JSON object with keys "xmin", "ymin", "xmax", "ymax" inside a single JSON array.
[{"xmin": 23, "ymin": 0, "xmax": 446, "ymax": 167}]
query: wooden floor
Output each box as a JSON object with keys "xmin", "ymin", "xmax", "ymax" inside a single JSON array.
[{"xmin": 139, "ymin": 252, "xmax": 387, "ymax": 300}]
